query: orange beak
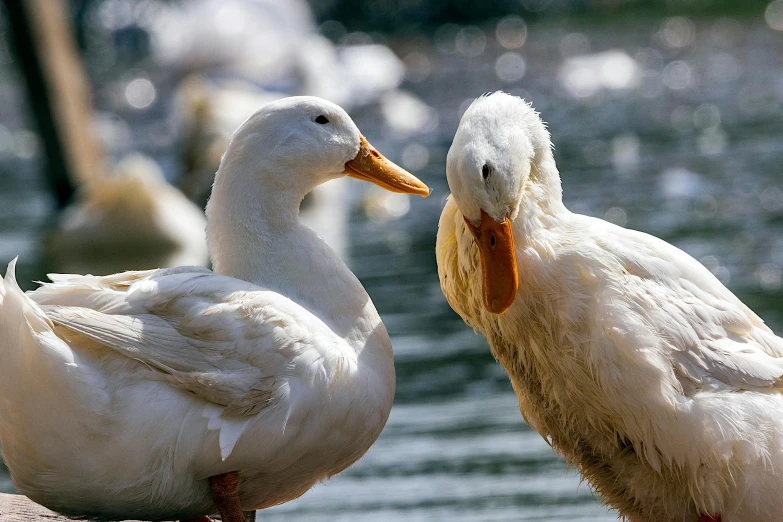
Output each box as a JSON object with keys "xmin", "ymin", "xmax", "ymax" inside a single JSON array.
[
  {"xmin": 344, "ymin": 135, "xmax": 430, "ymax": 197},
  {"xmin": 464, "ymin": 209, "xmax": 519, "ymax": 314}
]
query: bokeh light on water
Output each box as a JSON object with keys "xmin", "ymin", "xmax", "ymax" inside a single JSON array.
[
  {"xmin": 1, "ymin": 0, "xmax": 783, "ymax": 520},
  {"xmin": 765, "ymin": 0, "xmax": 783, "ymax": 30}
]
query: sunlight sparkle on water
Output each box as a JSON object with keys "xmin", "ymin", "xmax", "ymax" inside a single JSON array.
[
  {"xmin": 611, "ymin": 134, "xmax": 640, "ymax": 172},
  {"xmin": 401, "ymin": 143, "xmax": 430, "ymax": 171},
  {"xmin": 659, "ymin": 17, "xmax": 696, "ymax": 48},
  {"xmin": 760, "ymin": 186, "xmax": 783, "ymax": 212},
  {"xmin": 381, "ymin": 91, "xmax": 438, "ymax": 135},
  {"xmin": 496, "ymin": 16, "xmax": 527, "ymax": 49},
  {"xmin": 662, "ymin": 61, "xmax": 692, "ymax": 90},
  {"xmin": 559, "ymin": 50, "xmax": 638, "ymax": 98},
  {"xmin": 604, "ymin": 207, "xmax": 627, "ymax": 227},
  {"xmin": 403, "ymin": 52, "xmax": 432, "ymax": 83},
  {"xmin": 765, "ymin": 0, "xmax": 783, "ymax": 31},
  {"xmin": 693, "ymin": 103, "xmax": 721, "ymax": 129},
  {"xmin": 495, "ymin": 53, "xmax": 526, "ymax": 83},
  {"xmin": 455, "ymin": 26, "xmax": 486, "ymax": 57},
  {"xmin": 758, "ymin": 264, "xmax": 782, "ymax": 291},
  {"xmin": 125, "ymin": 78, "xmax": 156, "ymax": 109}
]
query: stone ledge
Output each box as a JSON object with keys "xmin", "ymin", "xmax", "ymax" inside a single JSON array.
[{"xmin": 0, "ymin": 493, "xmax": 144, "ymax": 521}]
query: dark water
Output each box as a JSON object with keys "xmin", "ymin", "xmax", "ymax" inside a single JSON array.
[{"xmin": 3, "ymin": 11, "xmax": 783, "ymax": 521}]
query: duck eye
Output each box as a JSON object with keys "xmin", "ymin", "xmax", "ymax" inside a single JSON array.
[
  {"xmin": 482, "ymin": 164, "xmax": 491, "ymax": 179},
  {"xmin": 315, "ymin": 115, "xmax": 329, "ymax": 124}
]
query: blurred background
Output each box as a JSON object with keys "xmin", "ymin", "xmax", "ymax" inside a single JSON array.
[{"xmin": 2, "ymin": 0, "xmax": 783, "ymax": 520}]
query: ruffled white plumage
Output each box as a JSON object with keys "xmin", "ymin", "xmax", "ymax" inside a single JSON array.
[{"xmin": 437, "ymin": 92, "xmax": 783, "ymax": 521}]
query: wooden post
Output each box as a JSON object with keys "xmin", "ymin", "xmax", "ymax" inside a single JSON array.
[{"xmin": 4, "ymin": 0, "xmax": 105, "ymax": 207}]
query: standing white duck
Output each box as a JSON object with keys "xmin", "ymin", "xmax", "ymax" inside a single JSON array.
[
  {"xmin": 0, "ymin": 96, "xmax": 429, "ymax": 522},
  {"xmin": 436, "ymin": 92, "xmax": 783, "ymax": 522}
]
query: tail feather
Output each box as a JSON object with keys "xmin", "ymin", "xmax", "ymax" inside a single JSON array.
[
  {"xmin": 1, "ymin": 259, "xmax": 105, "ymax": 494},
  {"xmin": 0, "ymin": 256, "xmax": 18, "ymax": 305},
  {"xmin": 1, "ymin": 257, "xmax": 32, "ymax": 371},
  {"xmin": 0, "ymin": 259, "xmax": 7, "ymax": 305},
  {"xmin": 1, "ymin": 259, "xmax": 71, "ymax": 368},
  {"xmin": 0, "ymin": 258, "xmax": 108, "ymax": 434}
]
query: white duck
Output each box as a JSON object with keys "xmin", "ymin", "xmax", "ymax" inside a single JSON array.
[
  {"xmin": 45, "ymin": 153, "xmax": 210, "ymax": 275},
  {"xmin": 0, "ymin": 96, "xmax": 429, "ymax": 521},
  {"xmin": 436, "ymin": 92, "xmax": 783, "ymax": 522}
]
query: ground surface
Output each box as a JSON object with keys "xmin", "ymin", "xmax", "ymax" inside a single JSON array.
[{"xmin": 0, "ymin": 493, "xmax": 145, "ymax": 522}]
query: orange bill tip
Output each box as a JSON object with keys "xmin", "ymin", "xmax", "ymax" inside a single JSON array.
[
  {"xmin": 464, "ymin": 210, "xmax": 518, "ymax": 314},
  {"xmin": 344, "ymin": 135, "xmax": 430, "ymax": 197}
]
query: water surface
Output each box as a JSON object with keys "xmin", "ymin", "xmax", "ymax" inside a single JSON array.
[{"xmin": 2, "ymin": 13, "xmax": 783, "ymax": 521}]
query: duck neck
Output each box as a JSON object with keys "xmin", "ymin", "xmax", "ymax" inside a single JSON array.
[
  {"xmin": 206, "ymin": 156, "xmax": 378, "ymax": 343},
  {"xmin": 516, "ymin": 151, "xmax": 569, "ymax": 245}
]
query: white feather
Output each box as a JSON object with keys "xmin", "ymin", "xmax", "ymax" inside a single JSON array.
[
  {"xmin": 438, "ymin": 92, "xmax": 783, "ymax": 522},
  {"xmin": 0, "ymin": 97, "xmax": 398, "ymax": 521}
]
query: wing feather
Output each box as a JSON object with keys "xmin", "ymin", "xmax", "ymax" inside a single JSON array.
[
  {"xmin": 594, "ymin": 220, "xmax": 783, "ymax": 392},
  {"xmin": 32, "ymin": 267, "xmax": 336, "ymax": 419}
]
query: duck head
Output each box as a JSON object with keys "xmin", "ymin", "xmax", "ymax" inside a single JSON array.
[
  {"xmin": 223, "ymin": 96, "xmax": 430, "ymax": 198},
  {"xmin": 446, "ymin": 92, "xmax": 561, "ymax": 314}
]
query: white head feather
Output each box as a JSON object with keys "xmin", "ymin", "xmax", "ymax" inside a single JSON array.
[
  {"xmin": 446, "ymin": 92, "xmax": 564, "ymax": 226},
  {"xmin": 205, "ymin": 97, "xmax": 364, "ymax": 272},
  {"xmin": 217, "ymin": 96, "xmax": 362, "ymax": 192}
]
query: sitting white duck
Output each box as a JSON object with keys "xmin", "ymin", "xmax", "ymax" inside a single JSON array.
[
  {"xmin": 45, "ymin": 153, "xmax": 210, "ymax": 275},
  {"xmin": 436, "ymin": 92, "xmax": 783, "ymax": 522},
  {"xmin": 0, "ymin": 96, "xmax": 429, "ymax": 522}
]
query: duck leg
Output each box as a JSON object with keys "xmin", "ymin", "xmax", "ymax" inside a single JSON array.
[{"xmin": 209, "ymin": 472, "xmax": 254, "ymax": 522}]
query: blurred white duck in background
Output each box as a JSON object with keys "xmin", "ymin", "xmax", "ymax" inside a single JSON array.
[
  {"xmin": 436, "ymin": 92, "xmax": 783, "ymax": 522},
  {"xmin": 146, "ymin": 0, "xmax": 426, "ymax": 256},
  {"xmin": 0, "ymin": 96, "xmax": 429, "ymax": 522},
  {"xmin": 46, "ymin": 153, "xmax": 209, "ymax": 274},
  {"xmin": 147, "ymin": 0, "xmax": 405, "ymax": 107}
]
